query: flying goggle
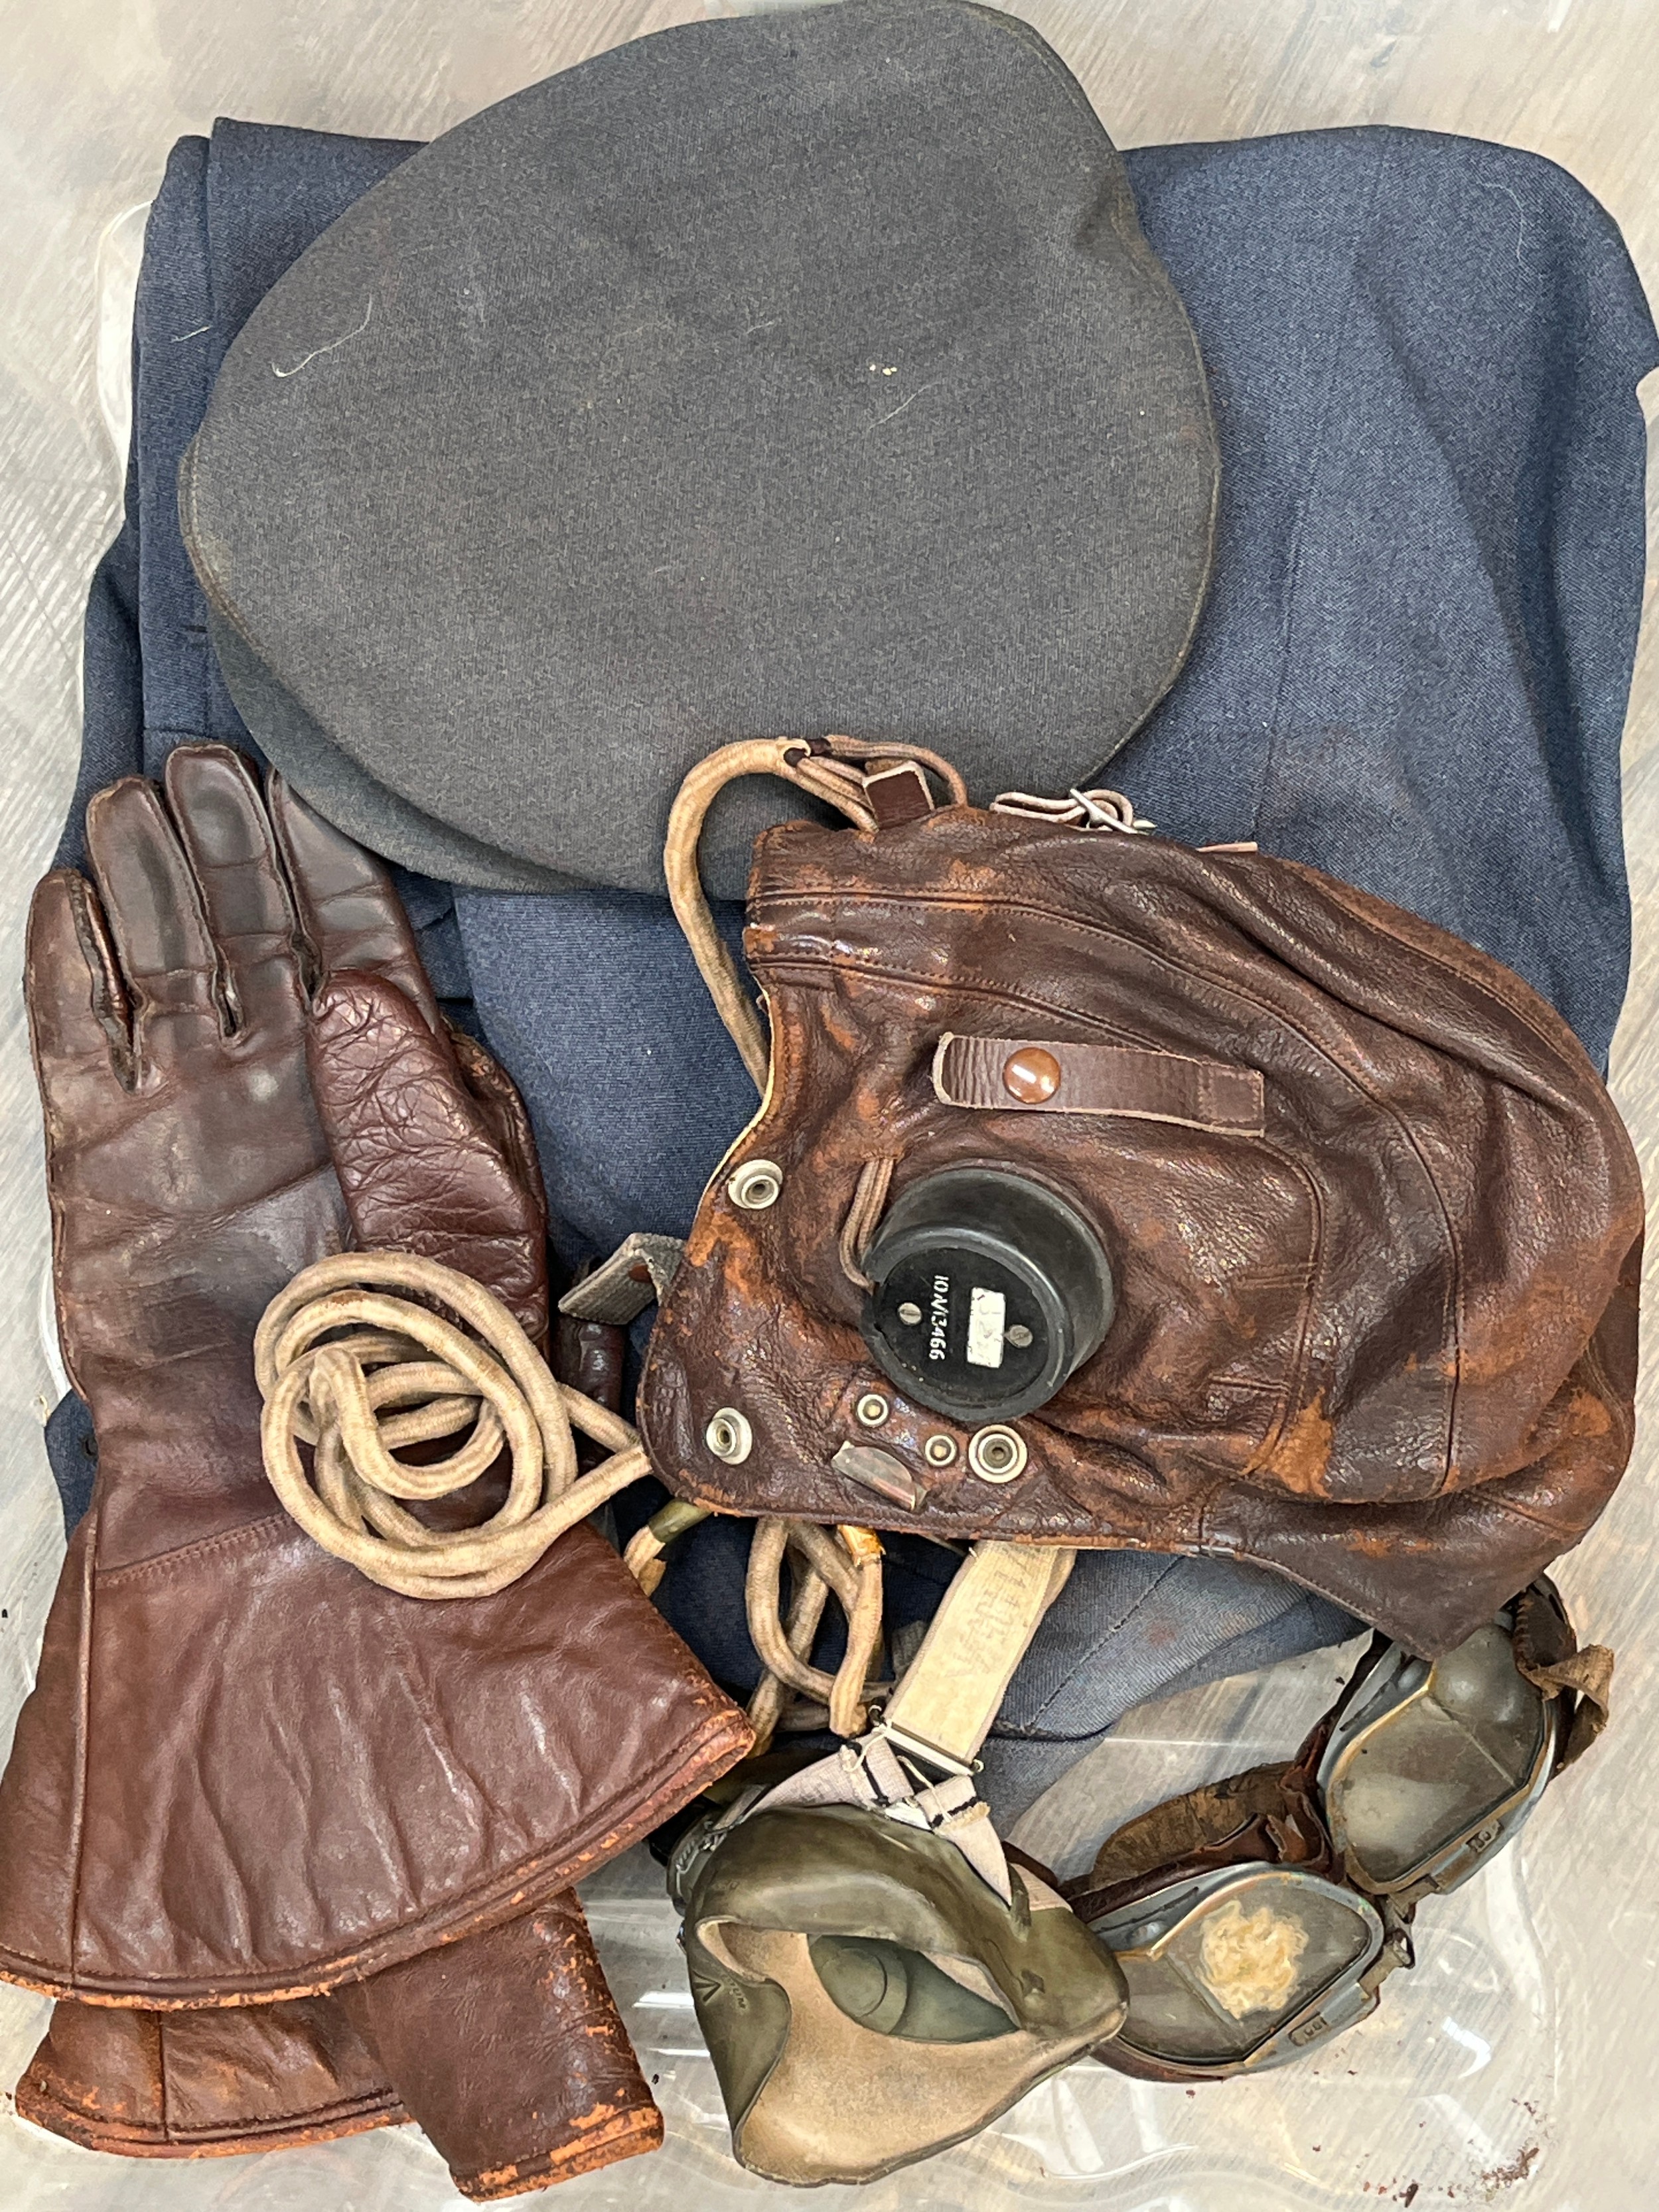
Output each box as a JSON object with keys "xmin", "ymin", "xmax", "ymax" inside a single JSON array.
[{"xmin": 1062, "ymin": 1576, "xmax": 1609, "ymax": 2080}]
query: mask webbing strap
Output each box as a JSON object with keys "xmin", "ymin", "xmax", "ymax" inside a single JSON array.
[{"xmin": 880, "ymin": 1539, "xmax": 1075, "ymax": 1768}]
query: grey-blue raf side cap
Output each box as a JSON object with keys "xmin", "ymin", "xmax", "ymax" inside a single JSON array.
[{"xmin": 180, "ymin": 0, "xmax": 1218, "ymax": 899}]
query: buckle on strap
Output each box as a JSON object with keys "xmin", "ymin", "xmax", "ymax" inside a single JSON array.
[{"xmin": 863, "ymin": 1716, "xmax": 979, "ymax": 1787}]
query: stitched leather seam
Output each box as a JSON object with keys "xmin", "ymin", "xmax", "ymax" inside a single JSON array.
[
  {"xmin": 1486, "ymin": 1495, "xmax": 1589, "ymax": 1540},
  {"xmin": 757, "ymin": 874, "xmax": 1594, "ymax": 1101},
  {"xmin": 17, "ymin": 2085, "xmax": 404, "ymax": 2148},
  {"xmin": 755, "ymin": 874, "xmax": 1569, "ymax": 1058},
  {"xmin": 67, "ymin": 1512, "xmax": 97, "ymax": 1984},
  {"xmin": 1307, "ymin": 869, "xmax": 1592, "ymax": 1072},
  {"xmin": 157, "ymin": 2087, "xmax": 406, "ymax": 2143},
  {"xmin": 1228, "ymin": 1143, "xmax": 1327, "ymax": 1499},
  {"xmin": 96, "ymin": 1511, "xmax": 293, "ymax": 1589}
]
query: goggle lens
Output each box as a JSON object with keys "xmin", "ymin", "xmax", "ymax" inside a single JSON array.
[
  {"xmin": 1325, "ymin": 1624, "xmax": 1550, "ymax": 1891},
  {"xmin": 1107, "ymin": 1870, "xmax": 1381, "ymax": 2069}
]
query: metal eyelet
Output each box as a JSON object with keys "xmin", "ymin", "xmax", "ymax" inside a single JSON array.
[
  {"xmin": 967, "ymin": 1425, "xmax": 1027, "ymax": 1483},
  {"xmin": 727, "ymin": 1159, "xmax": 784, "ymax": 1210},
  {"xmin": 705, "ymin": 1408, "xmax": 754, "ymax": 1465},
  {"xmin": 855, "ymin": 1392, "xmax": 891, "ymax": 1429},
  {"xmin": 922, "ymin": 1432, "xmax": 959, "ymax": 1469}
]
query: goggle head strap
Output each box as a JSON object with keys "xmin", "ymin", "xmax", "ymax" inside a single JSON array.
[
  {"xmin": 1512, "ymin": 1576, "xmax": 1613, "ymax": 1770},
  {"xmin": 1063, "ymin": 1753, "xmax": 1337, "ymax": 1932}
]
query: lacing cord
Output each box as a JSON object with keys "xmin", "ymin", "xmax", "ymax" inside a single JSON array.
[
  {"xmin": 257, "ymin": 1252, "xmax": 648, "ymax": 1601},
  {"xmin": 257, "ymin": 1250, "xmax": 893, "ymax": 1741},
  {"xmin": 838, "ymin": 1157, "xmax": 897, "ymax": 1291}
]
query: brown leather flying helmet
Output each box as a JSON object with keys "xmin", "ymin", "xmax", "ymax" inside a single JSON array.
[{"xmin": 639, "ymin": 739, "xmax": 1643, "ymax": 1656}]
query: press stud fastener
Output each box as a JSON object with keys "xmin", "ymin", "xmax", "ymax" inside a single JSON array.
[
  {"xmin": 922, "ymin": 1433, "xmax": 959, "ymax": 1469},
  {"xmin": 968, "ymin": 1424, "xmax": 1028, "ymax": 1483},
  {"xmin": 705, "ymin": 1408, "xmax": 753, "ymax": 1464},
  {"xmin": 728, "ymin": 1159, "xmax": 783, "ymax": 1210},
  {"xmin": 855, "ymin": 1392, "xmax": 891, "ymax": 1428},
  {"xmin": 1003, "ymin": 1047, "xmax": 1061, "ymax": 1104}
]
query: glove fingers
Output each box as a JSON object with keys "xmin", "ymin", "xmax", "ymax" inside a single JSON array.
[
  {"xmin": 267, "ymin": 773, "xmax": 441, "ymax": 1029},
  {"xmin": 163, "ymin": 745, "xmax": 307, "ymax": 1041},
  {"xmin": 84, "ymin": 778, "xmax": 223, "ymax": 1070},
  {"xmin": 26, "ymin": 870, "xmax": 133, "ymax": 1093},
  {"xmin": 310, "ymin": 972, "xmax": 548, "ymax": 1339},
  {"xmin": 449, "ymin": 1027, "xmax": 548, "ymax": 1244}
]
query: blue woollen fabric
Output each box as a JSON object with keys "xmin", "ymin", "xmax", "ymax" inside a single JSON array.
[{"xmin": 48, "ymin": 111, "xmax": 1655, "ymax": 1818}]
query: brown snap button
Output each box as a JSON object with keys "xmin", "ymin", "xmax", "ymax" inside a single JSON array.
[{"xmin": 1003, "ymin": 1047, "xmax": 1061, "ymax": 1103}]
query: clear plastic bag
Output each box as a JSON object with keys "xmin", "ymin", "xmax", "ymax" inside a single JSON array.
[{"xmin": 0, "ymin": 4, "xmax": 1655, "ymax": 2207}]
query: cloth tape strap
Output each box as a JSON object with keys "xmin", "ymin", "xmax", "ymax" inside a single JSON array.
[
  {"xmin": 557, "ymin": 1232, "xmax": 686, "ymax": 1325},
  {"xmin": 879, "ymin": 1540, "xmax": 1076, "ymax": 1769}
]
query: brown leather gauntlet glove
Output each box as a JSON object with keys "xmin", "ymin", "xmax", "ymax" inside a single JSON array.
[
  {"xmin": 19, "ymin": 1891, "xmax": 659, "ymax": 2193},
  {"xmin": 17, "ymin": 1990, "xmax": 403, "ymax": 2160},
  {"xmin": 5, "ymin": 747, "xmax": 749, "ymax": 2187}
]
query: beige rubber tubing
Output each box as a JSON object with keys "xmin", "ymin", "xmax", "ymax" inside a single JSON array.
[
  {"xmin": 257, "ymin": 1251, "xmax": 648, "ymax": 1600},
  {"xmin": 662, "ymin": 735, "xmax": 967, "ymax": 1091},
  {"xmin": 745, "ymin": 1519, "xmax": 889, "ymax": 1741}
]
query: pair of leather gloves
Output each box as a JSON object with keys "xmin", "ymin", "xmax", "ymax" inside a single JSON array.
[{"xmin": 0, "ymin": 746, "xmax": 752, "ymax": 2192}]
